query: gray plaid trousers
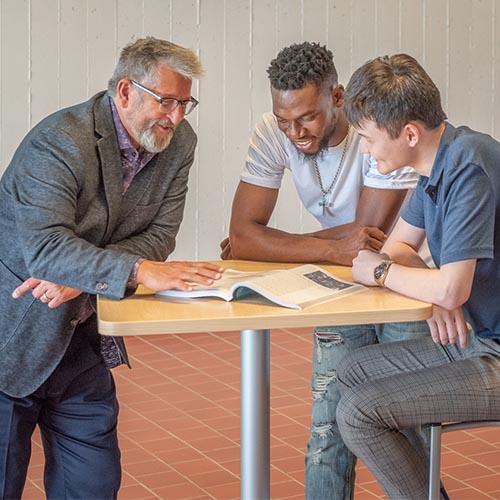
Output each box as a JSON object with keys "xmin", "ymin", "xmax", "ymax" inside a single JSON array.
[{"xmin": 336, "ymin": 333, "xmax": 500, "ymax": 499}]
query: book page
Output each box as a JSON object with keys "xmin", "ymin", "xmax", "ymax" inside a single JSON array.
[
  {"xmin": 155, "ymin": 269, "xmax": 268, "ymax": 300},
  {"xmin": 242, "ymin": 264, "xmax": 363, "ymax": 309},
  {"xmin": 156, "ymin": 265, "xmax": 363, "ymax": 309}
]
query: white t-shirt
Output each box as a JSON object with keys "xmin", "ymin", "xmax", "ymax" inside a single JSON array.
[{"xmin": 241, "ymin": 112, "xmax": 419, "ymax": 229}]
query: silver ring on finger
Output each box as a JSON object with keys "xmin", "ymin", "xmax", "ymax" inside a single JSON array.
[{"xmin": 42, "ymin": 291, "xmax": 52, "ymax": 301}]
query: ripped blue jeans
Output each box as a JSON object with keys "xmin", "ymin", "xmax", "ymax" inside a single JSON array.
[{"xmin": 305, "ymin": 321, "xmax": 430, "ymax": 500}]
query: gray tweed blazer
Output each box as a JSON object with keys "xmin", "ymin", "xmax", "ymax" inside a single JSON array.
[{"xmin": 0, "ymin": 91, "xmax": 196, "ymax": 397}]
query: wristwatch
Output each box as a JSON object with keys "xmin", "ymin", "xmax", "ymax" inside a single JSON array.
[{"xmin": 373, "ymin": 260, "xmax": 393, "ymax": 287}]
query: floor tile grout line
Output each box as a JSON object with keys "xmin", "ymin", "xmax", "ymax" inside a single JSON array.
[
  {"xmin": 119, "ymin": 395, "xmax": 307, "ymax": 488},
  {"xmin": 27, "ymin": 329, "xmax": 500, "ymax": 499},
  {"xmin": 119, "ymin": 334, "xmax": 314, "ymax": 491}
]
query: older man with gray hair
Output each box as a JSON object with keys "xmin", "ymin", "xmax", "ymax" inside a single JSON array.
[{"xmin": 0, "ymin": 37, "xmax": 222, "ymax": 499}]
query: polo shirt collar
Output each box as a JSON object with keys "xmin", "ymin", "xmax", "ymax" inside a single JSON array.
[
  {"xmin": 427, "ymin": 122, "xmax": 457, "ymax": 186},
  {"xmin": 425, "ymin": 122, "xmax": 456, "ymax": 202}
]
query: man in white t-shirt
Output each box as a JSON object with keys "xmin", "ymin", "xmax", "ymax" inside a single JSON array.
[{"xmin": 220, "ymin": 43, "xmax": 430, "ymax": 500}]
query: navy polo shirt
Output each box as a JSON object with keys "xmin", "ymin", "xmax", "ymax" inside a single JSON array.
[{"xmin": 402, "ymin": 122, "xmax": 500, "ymax": 340}]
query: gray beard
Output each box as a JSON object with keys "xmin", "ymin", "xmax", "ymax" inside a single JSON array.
[{"xmin": 139, "ymin": 126, "xmax": 173, "ymax": 153}]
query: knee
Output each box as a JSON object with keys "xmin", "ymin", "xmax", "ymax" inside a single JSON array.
[
  {"xmin": 336, "ymin": 390, "xmax": 356, "ymax": 437},
  {"xmin": 336, "ymin": 387, "xmax": 375, "ymax": 445},
  {"xmin": 335, "ymin": 351, "xmax": 362, "ymax": 394}
]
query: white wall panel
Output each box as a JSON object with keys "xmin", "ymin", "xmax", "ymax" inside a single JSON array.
[
  {"xmin": 448, "ymin": 0, "xmax": 472, "ymax": 126},
  {"xmin": 423, "ymin": 0, "xmax": 448, "ymax": 110},
  {"xmin": 1, "ymin": 0, "xmax": 500, "ymax": 260},
  {"xmin": 197, "ymin": 0, "xmax": 224, "ymax": 259},
  {"xmin": 248, "ymin": 0, "xmax": 277, "ymax": 233},
  {"xmin": 116, "ymin": 0, "xmax": 143, "ymax": 49},
  {"xmin": 142, "ymin": 0, "xmax": 171, "ymax": 40},
  {"xmin": 351, "ymin": 0, "xmax": 376, "ymax": 72},
  {"xmin": 469, "ymin": 0, "xmax": 494, "ymax": 134},
  {"xmin": 87, "ymin": 0, "xmax": 116, "ymax": 96},
  {"xmin": 303, "ymin": 0, "xmax": 328, "ymax": 44},
  {"xmin": 494, "ymin": 0, "xmax": 500, "ymax": 137},
  {"xmin": 400, "ymin": 0, "xmax": 424, "ymax": 60},
  {"xmin": 168, "ymin": 0, "xmax": 200, "ymax": 259},
  {"xmin": 275, "ymin": 0, "xmax": 304, "ymax": 234},
  {"xmin": 1, "ymin": 0, "xmax": 29, "ymax": 169},
  {"xmin": 30, "ymin": 0, "xmax": 59, "ymax": 127},
  {"xmin": 60, "ymin": 0, "xmax": 87, "ymax": 108},
  {"xmin": 328, "ymin": 0, "xmax": 352, "ymax": 81},
  {"xmin": 249, "ymin": 0, "xmax": 275, "ymax": 127},
  {"xmin": 376, "ymin": 0, "xmax": 399, "ymax": 55},
  {"xmin": 224, "ymin": 0, "xmax": 251, "ymax": 239}
]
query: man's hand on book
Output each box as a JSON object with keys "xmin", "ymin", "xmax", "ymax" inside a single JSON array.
[
  {"xmin": 12, "ymin": 278, "xmax": 82, "ymax": 308},
  {"xmin": 137, "ymin": 260, "xmax": 224, "ymax": 292}
]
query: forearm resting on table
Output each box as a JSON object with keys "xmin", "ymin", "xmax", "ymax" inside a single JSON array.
[
  {"xmin": 384, "ymin": 260, "xmax": 475, "ymax": 310},
  {"xmin": 307, "ymin": 222, "xmax": 359, "ymax": 240},
  {"xmin": 230, "ymin": 223, "xmax": 333, "ymax": 263}
]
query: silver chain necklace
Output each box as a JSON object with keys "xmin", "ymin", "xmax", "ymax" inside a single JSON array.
[{"xmin": 312, "ymin": 125, "xmax": 351, "ymax": 216}]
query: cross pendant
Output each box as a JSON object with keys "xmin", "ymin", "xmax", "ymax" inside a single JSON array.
[{"xmin": 319, "ymin": 198, "xmax": 331, "ymax": 216}]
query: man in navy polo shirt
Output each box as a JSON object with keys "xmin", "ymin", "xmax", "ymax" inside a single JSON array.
[{"xmin": 333, "ymin": 53, "xmax": 500, "ymax": 499}]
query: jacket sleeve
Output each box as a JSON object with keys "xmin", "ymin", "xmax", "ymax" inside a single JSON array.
[{"xmin": 12, "ymin": 130, "xmax": 138, "ymax": 299}]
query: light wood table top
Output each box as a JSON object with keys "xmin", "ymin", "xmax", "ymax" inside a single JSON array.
[{"xmin": 98, "ymin": 260, "xmax": 432, "ymax": 336}]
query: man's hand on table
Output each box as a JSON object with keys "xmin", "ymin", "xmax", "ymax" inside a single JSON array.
[
  {"xmin": 137, "ymin": 260, "xmax": 224, "ymax": 291},
  {"xmin": 314, "ymin": 224, "xmax": 386, "ymax": 266},
  {"xmin": 12, "ymin": 278, "xmax": 82, "ymax": 308},
  {"xmin": 352, "ymin": 249, "xmax": 387, "ymax": 285}
]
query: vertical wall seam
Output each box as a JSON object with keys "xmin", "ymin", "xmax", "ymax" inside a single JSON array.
[
  {"xmin": 195, "ymin": 0, "xmax": 201, "ymax": 258},
  {"xmin": 85, "ymin": 0, "xmax": 89, "ymax": 97},
  {"xmin": 57, "ymin": 0, "xmax": 61, "ymax": 109},
  {"xmin": 422, "ymin": 0, "xmax": 426, "ymax": 66},
  {"xmin": 28, "ymin": 0, "xmax": 32, "ymax": 128},
  {"xmin": 0, "ymin": 0, "xmax": 2, "ymax": 168},
  {"xmin": 444, "ymin": 0, "xmax": 449, "ymax": 111},
  {"xmin": 492, "ymin": 0, "xmax": 496, "ymax": 136},
  {"xmin": 398, "ymin": 0, "xmax": 402, "ymax": 52}
]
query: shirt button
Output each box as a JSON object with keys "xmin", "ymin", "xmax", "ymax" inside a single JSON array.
[
  {"xmin": 69, "ymin": 319, "xmax": 79, "ymax": 327},
  {"xmin": 96, "ymin": 282, "xmax": 108, "ymax": 292}
]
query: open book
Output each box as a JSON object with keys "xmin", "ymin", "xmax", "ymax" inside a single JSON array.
[{"xmin": 156, "ymin": 264, "xmax": 364, "ymax": 310}]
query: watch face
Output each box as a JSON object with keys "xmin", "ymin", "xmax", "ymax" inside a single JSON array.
[{"xmin": 374, "ymin": 263, "xmax": 386, "ymax": 280}]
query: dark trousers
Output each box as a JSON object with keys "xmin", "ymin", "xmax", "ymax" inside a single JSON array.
[{"xmin": 0, "ymin": 320, "xmax": 121, "ymax": 500}]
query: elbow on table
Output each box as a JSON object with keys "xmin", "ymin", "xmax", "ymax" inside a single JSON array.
[{"xmin": 228, "ymin": 231, "xmax": 252, "ymax": 260}]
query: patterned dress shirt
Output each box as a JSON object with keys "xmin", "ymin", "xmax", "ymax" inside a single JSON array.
[{"xmin": 98, "ymin": 97, "xmax": 157, "ymax": 368}]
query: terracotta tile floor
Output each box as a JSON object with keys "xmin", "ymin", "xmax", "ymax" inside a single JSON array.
[{"xmin": 24, "ymin": 328, "xmax": 500, "ymax": 499}]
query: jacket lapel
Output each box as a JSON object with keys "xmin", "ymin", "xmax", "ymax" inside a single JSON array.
[
  {"xmin": 118, "ymin": 155, "xmax": 159, "ymax": 221},
  {"xmin": 94, "ymin": 95, "xmax": 124, "ymax": 242}
]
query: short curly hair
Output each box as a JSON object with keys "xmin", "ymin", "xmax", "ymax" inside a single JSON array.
[{"xmin": 267, "ymin": 42, "xmax": 338, "ymax": 91}]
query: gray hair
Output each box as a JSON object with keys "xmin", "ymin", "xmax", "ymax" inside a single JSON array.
[
  {"xmin": 108, "ymin": 37, "xmax": 203, "ymax": 94},
  {"xmin": 344, "ymin": 53, "xmax": 446, "ymax": 139}
]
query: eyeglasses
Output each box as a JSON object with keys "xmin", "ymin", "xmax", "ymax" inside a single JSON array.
[{"xmin": 130, "ymin": 80, "xmax": 199, "ymax": 115}]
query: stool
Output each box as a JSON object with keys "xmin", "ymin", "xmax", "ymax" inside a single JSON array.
[{"xmin": 428, "ymin": 420, "xmax": 500, "ymax": 500}]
